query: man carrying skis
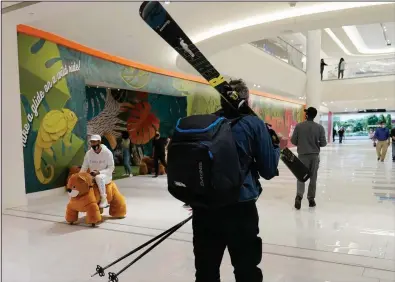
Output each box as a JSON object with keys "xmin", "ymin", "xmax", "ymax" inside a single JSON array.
[{"xmin": 191, "ymin": 79, "xmax": 280, "ymax": 282}]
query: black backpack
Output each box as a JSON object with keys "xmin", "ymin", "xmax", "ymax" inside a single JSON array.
[{"xmin": 167, "ymin": 114, "xmax": 252, "ymax": 209}]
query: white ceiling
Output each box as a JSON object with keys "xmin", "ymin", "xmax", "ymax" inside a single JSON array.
[
  {"xmin": 4, "ymin": 1, "xmax": 395, "ymax": 112},
  {"xmin": 270, "ymin": 22, "xmax": 395, "ymax": 63},
  {"xmin": 356, "ymin": 22, "xmax": 394, "ymax": 50}
]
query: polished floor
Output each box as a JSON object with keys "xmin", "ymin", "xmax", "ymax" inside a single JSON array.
[{"xmin": 3, "ymin": 140, "xmax": 395, "ymax": 282}]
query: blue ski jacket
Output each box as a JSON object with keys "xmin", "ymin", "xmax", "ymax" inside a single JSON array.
[{"xmin": 216, "ymin": 110, "xmax": 281, "ymax": 202}]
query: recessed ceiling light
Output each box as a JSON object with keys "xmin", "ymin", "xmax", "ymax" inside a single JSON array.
[
  {"xmin": 164, "ymin": 1, "xmax": 170, "ymax": 4},
  {"xmin": 330, "ymin": 101, "xmax": 334, "ymax": 103},
  {"xmin": 385, "ymin": 98, "xmax": 387, "ymax": 100},
  {"xmin": 253, "ymin": 84, "xmax": 256, "ymax": 87},
  {"xmin": 257, "ymin": 85, "xmax": 261, "ymax": 88}
]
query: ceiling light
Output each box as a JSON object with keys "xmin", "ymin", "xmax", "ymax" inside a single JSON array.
[
  {"xmin": 164, "ymin": 1, "xmax": 170, "ymax": 4},
  {"xmin": 330, "ymin": 101, "xmax": 334, "ymax": 103},
  {"xmin": 253, "ymin": 84, "xmax": 256, "ymax": 87},
  {"xmin": 257, "ymin": 85, "xmax": 261, "ymax": 88}
]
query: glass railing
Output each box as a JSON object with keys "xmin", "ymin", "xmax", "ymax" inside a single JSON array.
[
  {"xmin": 250, "ymin": 37, "xmax": 306, "ymax": 72},
  {"xmin": 322, "ymin": 57, "xmax": 395, "ymax": 80}
]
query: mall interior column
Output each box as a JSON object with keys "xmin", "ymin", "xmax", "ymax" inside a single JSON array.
[
  {"xmin": 306, "ymin": 30, "xmax": 322, "ymax": 122},
  {"xmin": 1, "ymin": 16, "xmax": 28, "ymax": 210}
]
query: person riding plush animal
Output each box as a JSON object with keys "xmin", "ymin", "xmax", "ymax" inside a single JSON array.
[
  {"xmin": 80, "ymin": 134, "xmax": 114, "ymax": 208},
  {"xmin": 139, "ymin": 156, "xmax": 165, "ymax": 175},
  {"xmin": 65, "ymin": 172, "xmax": 127, "ymax": 225}
]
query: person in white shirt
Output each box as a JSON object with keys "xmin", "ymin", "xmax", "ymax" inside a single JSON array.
[{"xmin": 80, "ymin": 134, "xmax": 115, "ymax": 208}]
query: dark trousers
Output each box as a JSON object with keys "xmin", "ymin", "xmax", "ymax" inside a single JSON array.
[
  {"xmin": 154, "ymin": 153, "xmax": 167, "ymax": 176},
  {"xmin": 192, "ymin": 201, "xmax": 262, "ymax": 282},
  {"xmin": 339, "ymin": 135, "xmax": 343, "ymax": 143},
  {"xmin": 338, "ymin": 70, "xmax": 344, "ymax": 79}
]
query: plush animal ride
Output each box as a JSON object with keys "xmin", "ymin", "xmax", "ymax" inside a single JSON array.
[
  {"xmin": 66, "ymin": 166, "xmax": 89, "ymax": 191},
  {"xmin": 139, "ymin": 156, "xmax": 165, "ymax": 175},
  {"xmin": 65, "ymin": 172, "xmax": 127, "ymax": 226}
]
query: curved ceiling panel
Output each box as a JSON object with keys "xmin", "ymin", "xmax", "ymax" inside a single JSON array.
[
  {"xmin": 343, "ymin": 25, "xmax": 395, "ymax": 54},
  {"xmin": 176, "ymin": 3, "xmax": 395, "ymax": 73},
  {"xmin": 190, "ymin": 2, "xmax": 392, "ymax": 44}
]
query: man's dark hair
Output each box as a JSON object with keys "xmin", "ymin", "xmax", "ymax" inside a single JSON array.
[
  {"xmin": 121, "ymin": 131, "xmax": 129, "ymax": 139},
  {"xmin": 304, "ymin": 107, "xmax": 318, "ymax": 120},
  {"xmin": 220, "ymin": 79, "xmax": 249, "ymax": 117}
]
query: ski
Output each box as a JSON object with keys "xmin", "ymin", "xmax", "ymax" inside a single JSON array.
[{"xmin": 139, "ymin": 1, "xmax": 310, "ymax": 183}]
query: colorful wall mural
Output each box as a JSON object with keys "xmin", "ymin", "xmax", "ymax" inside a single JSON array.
[{"xmin": 18, "ymin": 32, "xmax": 304, "ymax": 194}]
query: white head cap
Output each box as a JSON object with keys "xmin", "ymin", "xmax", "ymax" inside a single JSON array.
[{"xmin": 90, "ymin": 134, "xmax": 101, "ymax": 142}]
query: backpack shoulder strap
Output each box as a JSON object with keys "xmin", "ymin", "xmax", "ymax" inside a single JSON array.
[{"xmin": 229, "ymin": 114, "xmax": 250, "ymax": 127}]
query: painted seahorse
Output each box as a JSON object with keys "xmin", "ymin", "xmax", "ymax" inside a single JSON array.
[{"xmin": 34, "ymin": 109, "xmax": 78, "ymax": 184}]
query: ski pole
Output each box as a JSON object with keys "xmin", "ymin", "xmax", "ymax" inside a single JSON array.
[
  {"xmin": 108, "ymin": 215, "xmax": 192, "ymax": 282},
  {"xmin": 91, "ymin": 216, "xmax": 192, "ymax": 278}
]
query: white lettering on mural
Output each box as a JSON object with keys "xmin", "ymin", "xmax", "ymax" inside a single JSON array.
[{"xmin": 21, "ymin": 60, "xmax": 81, "ymax": 147}]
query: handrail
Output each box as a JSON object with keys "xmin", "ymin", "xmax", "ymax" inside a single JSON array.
[
  {"xmin": 250, "ymin": 37, "xmax": 306, "ymax": 72},
  {"xmin": 322, "ymin": 57, "xmax": 395, "ymax": 80},
  {"xmin": 277, "ymin": 36, "xmax": 306, "ymax": 57}
]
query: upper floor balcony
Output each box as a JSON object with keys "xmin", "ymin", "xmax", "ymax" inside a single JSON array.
[{"xmin": 322, "ymin": 58, "xmax": 395, "ymax": 81}]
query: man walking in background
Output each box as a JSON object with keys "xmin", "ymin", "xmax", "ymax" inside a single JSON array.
[
  {"xmin": 338, "ymin": 127, "xmax": 345, "ymax": 144},
  {"xmin": 152, "ymin": 131, "xmax": 168, "ymax": 177},
  {"xmin": 391, "ymin": 127, "xmax": 395, "ymax": 162},
  {"xmin": 374, "ymin": 121, "xmax": 390, "ymax": 162},
  {"xmin": 291, "ymin": 107, "xmax": 327, "ymax": 210}
]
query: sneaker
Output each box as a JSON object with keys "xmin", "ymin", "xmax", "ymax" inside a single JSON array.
[
  {"xmin": 128, "ymin": 174, "xmax": 133, "ymax": 178},
  {"xmin": 377, "ymin": 157, "xmax": 380, "ymax": 161},
  {"xmin": 152, "ymin": 175, "xmax": 158, "ymax": 178},
  {"xmin": 308, "ymin": 199, "xmax": 316, "ymax": 208},
  {"xmin": 294, "ymin": 196, "xmax": 302, "ymax": 210},
  {"xmin": 99, "ymin": 198, "xmax": 109, "ymax": 208}
]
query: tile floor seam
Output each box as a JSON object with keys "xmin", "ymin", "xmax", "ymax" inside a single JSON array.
[
  {"xmin": 3, "ymin": 213, "xmax": 394, "ymax": 274},
  {"xmin": 6, "ymin": 208, "xmax": 395, "ymax": 262}
]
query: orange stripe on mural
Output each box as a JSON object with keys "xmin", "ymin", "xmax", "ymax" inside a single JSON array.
[{"xmin": 16, "ymin": 24, "xmax": 305, "ymax": 106}]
